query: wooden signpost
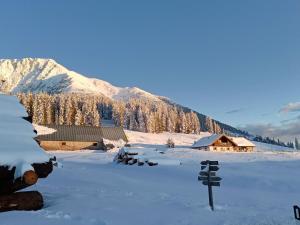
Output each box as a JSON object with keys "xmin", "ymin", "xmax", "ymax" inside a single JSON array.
[{"xmin": 198, "ymin": 160, "xmax": 222, "ymax": 211}]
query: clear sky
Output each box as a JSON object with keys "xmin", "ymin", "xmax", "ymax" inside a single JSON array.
[{"xmin": 1, "ymin": 0, "xmax": 299, "ymax": 140}]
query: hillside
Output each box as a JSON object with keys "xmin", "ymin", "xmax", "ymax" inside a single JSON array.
[
  {"xmin": 0, "ymin": 58, "xmax": 247, "ymax": 136},
  {"xmin": 125, "ymin": 130, "xmax": 295, "ymax": 152}
]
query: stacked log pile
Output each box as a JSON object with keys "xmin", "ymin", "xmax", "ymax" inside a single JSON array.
[
  {"xmin": 0, "ymin": 159, "xmax": 54, "ymax": 212},
  {"xmin": 114, "ymin": 148, "xmax": 159, "ymax": 166}
]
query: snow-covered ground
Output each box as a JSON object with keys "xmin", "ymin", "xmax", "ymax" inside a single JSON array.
[
  {"xmin": 1, "ymin": 130, "xmax": 300, "ymax": 225},
  {"xmin": 126, "ymin": 129, "xmax": 211, "ymax": 148}
]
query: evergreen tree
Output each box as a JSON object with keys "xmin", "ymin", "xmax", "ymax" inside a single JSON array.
[{"xmin": 295, "ymin": 137, "xmax": 299, "ymax": 150}]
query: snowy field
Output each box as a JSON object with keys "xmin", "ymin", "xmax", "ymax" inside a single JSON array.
[{"xmin": 1, "ymin": 130, "xmax": 300, "ymax": 225}]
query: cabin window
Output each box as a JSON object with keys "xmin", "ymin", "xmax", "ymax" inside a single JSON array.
[
  {"xmin": 214, "ymin": 147, "xmax": 217, "ymax": 150},
  {"xmin": 62, "ymin": 142, "xmax": 66, "ymax": 146},
  {"xmin": 92, "ymin": 143, "xmax": 97, "ymax": 146}
]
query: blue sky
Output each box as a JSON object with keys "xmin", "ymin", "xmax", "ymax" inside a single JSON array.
[{"xmin": 1, "ymin": 0, "xmax": 299, "ymax": 140}]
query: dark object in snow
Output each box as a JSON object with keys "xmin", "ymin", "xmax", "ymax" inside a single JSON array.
[
  {"xmin": 147, "ymin": 162, "xmax": 158, "ymax": 166},
  {"xmin": 294, "ymin": 205, "xmax": 300, "ymax": 220},
  {"xmin": 166, "ymin": 138, "xmax": 175, "ymax": 148},
  {"xmin": 114, "ymin": 148, "xmax": 158, "ymax": 167},
  {"xmin": 198, "ymin": 160, "xmax": 222, "ymax": 211},
  {"xmin": 138, "ymin": 161, "xmax": 145, "ymax": 166},
  {"xmin": 105, "ymin": 143, "xmax": 115, "ymax": 150},
  {"xmin": 0, "ymin": 191, "xmax": 43, "ymax": 212},
  {"xmin": 0, "ymin": 160, "xmax": 53, "ymax": 195},
  {"xmin": 128, "ymin": 159, "xmax": 138, "ymax": 165}
]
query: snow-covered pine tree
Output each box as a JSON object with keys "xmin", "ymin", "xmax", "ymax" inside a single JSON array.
[
  {"xmin": 179, "ymin": 110, "xmax": 187, "ymax": 133},
  {"xmin": 58, "ymin": 95, "xmax": 66, "ymax": 125},
  {"xmin": 92, "ymin": 97, "xmax": 100, "ymax": 126},
  {"xmin": 137, "ymin": 106, "xmax": 146, "ymax": 132},
  {"xmin": 74, "ymin": 105, "xmax": 84, "ymax": 126},
  {"xmin": 190, "ymin": 111, "xmax": 200, "ymax": 134},
  {"xmin": 45, "ymin": 94, "xmax": 55, "ymax": 124},
  {"xmin": 65, "ymin": 96, "xmax": 76, "ymax": 125},
  {"xmin": 205, "ymin": 116, "xmax": 213, "ymax": 133},
  {"xmin": 295, "ymin": 137, "xmax": 299, "ymax": 150}
]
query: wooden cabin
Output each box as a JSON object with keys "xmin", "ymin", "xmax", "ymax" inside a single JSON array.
[
  {"xmin": 35, "ymin": 125, "xmax": 128, "ymax": 151},
  {"xmin": 192, "ymin": 134, "xmax": 255, "ymax": 152}
]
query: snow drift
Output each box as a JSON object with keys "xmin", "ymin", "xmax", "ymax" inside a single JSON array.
[{"xmin": 0, "ymin": 93, "xmax": 50, "ymax": 177}]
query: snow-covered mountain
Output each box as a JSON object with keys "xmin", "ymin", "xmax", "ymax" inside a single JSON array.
[
  {"xmin": 0, "ymin": 58, "xmax": 248, "ymax": 136},
  {"xmin": 0, "ymin": 58, "xmax": 162, "ymax": 102}
]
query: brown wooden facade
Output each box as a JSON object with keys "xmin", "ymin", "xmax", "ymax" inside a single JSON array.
[{"xmin": 39, "ymin": 140, "xmax": 105, "ymax": 151}]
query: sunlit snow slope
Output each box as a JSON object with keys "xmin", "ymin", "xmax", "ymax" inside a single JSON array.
[{"xmin": 0, "ymin": 58, "xmax": 162, "ymax": 102}]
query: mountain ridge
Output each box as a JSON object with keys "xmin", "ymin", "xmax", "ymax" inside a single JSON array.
[
  {"xmin": 0, "ymin": 58, "xmax": 164, "ymax": 102},
  {"xmin": 0, "ymin": 58, "xmax": 247, "ymax": 136}
]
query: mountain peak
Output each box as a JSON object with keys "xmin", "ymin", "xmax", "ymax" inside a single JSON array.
[
  {"xmin": 0, "ymin": 57, "xmax": 57, "ymax": 65},
  {"xmin": 0, "ymin": 58, "xmax": 161, "ymax": 101},
  {"xmin": 0, "ymin": 57, "xmax": 248, "ymax": 137}
]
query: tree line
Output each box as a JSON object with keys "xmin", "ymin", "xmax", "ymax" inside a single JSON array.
[
  {"xmin": 253, "ymin": 135, "xmax": 298, "ymax": 149},
  {"xmin": 17, "ymin": 93, "xmax": 203, "ymax": 134},
  {"xmin": 17, "ymin": 92, "xmax": 299, "ymax": 148}
]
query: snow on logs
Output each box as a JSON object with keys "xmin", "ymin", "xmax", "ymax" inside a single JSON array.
[
  {"xmin": 114, "ymin": 147, "xmax": 159, "ymax": 166},
  {"xmin": 0, "ymin": 160, "xmax": 53, "ymax": 195},
  {"xmin": 0, "ymin": 94, "xmax": 54, "ymax": 212}
]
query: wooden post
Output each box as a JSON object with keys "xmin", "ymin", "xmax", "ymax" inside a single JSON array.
[
  {"xmin": 208, "ymin": 185, "xmax": 214, "ymax": 211},
  {"xmin": 207, "ymin": 166, "xmax": 214, "ymax": 211}
]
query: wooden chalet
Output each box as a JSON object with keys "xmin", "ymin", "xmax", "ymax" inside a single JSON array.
[
  {"xmin": 35, "ymin": 125, "xmax": 128, "ymax": 151},
  {"xmin": 192, "ymin": 134, "xmax": 255, "ymax": 152}
]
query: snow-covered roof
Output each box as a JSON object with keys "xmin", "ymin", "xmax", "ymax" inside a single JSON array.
[
  {"xmin": 33, "ymin": 123, "xmax": 57, "ymax": 135},
  {"xmin": 36, "ymin": 125, "xmax": 128, "ymax": 142},
  {"xmin": 192, "ymin": 134, "xmax": 255, "ymax": 148},
  {"xmin": 230, "ymin": 137, "xmax": 256, "ymax": 147},
  {"xmin": 192, "ymin": 134, "xmax": 223, "ymax": 148},
  {"xmin": 0, "ymin": 94, "xmax": 50, "ymax": 176}
]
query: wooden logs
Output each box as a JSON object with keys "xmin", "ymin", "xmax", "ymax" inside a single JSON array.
[
  {"xmin": 0, "ymin": 159, "xmax": 53, "ymax": 195},
  {"xmin": 23, "ymin": 171, "xmax": 38, "ymax": 185},
  {"xmin": 114, "ymin": 148, "xmax": 158, "ymax": 166},
  {"xmin": 0, "ymin": 159, "xmax": 54, "ymax": 212},
  {"xmin": 0, "ymin": 191, "xmax": 43, "ymax": 212},
  {"xmin": 32, "ymin": 160, "xmax": 54, "ymax": 178}
]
